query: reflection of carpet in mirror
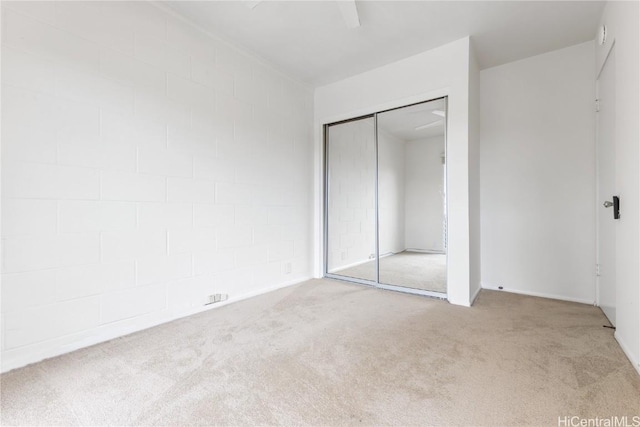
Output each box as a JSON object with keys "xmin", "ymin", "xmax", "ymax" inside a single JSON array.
[{"xmin": 332, "ymin": 251, "xmax": 446, "ymax": 293}]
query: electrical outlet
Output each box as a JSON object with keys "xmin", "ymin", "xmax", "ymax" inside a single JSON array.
[
  {"xmin": 206, "ymin": 294, "xmax": 229, "ymax": 305},
  {"xmin": 284, "ymin": 262, "xmax": 292, "ymax": 274}
]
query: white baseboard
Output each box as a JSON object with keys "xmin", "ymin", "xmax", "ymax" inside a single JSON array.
[
  {"xmin": 450, "ymin": 284, "xmax": 481, "ymax": 307},
  {"xmin": 1, "ymin": 276, "xmax": 310, "ymax": 373},
  {"xmin": 405, "ymin": 248, "xmax": 445, "ymax": 254},
  {"xmin": 614, "ymin": 331, "xmax": 640, "ymax": 376},
  {"xmin": 470, "ymin": 284, "xmax": 482, "ymax": 306},
  {"xmin": 448, "ymin": 298, "xmax": 470, "ymax": 307},
  {"xmin": 480, "ymin": 283, "xmax": 595, "ymax": 305},
  {"xmin": 329, "ymin": 257, "xmax": 374, "ymax": 272}
]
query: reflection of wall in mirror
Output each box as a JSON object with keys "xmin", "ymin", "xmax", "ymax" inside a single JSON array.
[
  {"xmin": 326, "ymin": 120, "xmax": 376, "ymax": 271},
  {"xmin": 405, "ymin": 136, "xmax": 446, "ymax": 253},
  {"xmin": 378, "ymin": 129, "xmax": 406, "ymax": 256},
  {"xmin": 327, "ymin": 123, "xmax": 446, "ymax": 273}
]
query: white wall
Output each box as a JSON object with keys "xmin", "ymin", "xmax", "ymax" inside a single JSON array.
[
  {"xmin": 378, "ymin": 129, "xmax": 406, "ymax": 255},
  {"xmin": 404, "ymin": 137, "xmax": 445, "ymax": 252},
  {"xmin": 0, "ymin": 1, "xmax": 313, "ymax": 372},
  {"xmin": 596, "ymin": 1, "xmax": 640, "ymax": 374},
  {"xmin": 314, "ymin": 37, "xmax": 476, "ymax": 306},
  {"xmin": 480, "ymin": 41, "xmax": 596, "ymax": 303},
  {"xmin": 468, "ymin": 42, "xmax": 481, "ymax": 302}
]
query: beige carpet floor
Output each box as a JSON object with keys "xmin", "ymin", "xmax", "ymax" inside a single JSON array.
[
  {"xmin": 332, "ymin": 252, "xmax": 447, "ymax": 293},
  {"xmin": 1, "ymin": 279, "xmax": 639, "ymax": 426}
]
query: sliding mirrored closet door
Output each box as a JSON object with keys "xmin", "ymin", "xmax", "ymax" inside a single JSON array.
[
  {"xmin": 377, "ymin": 100, "xmax": 447, "ymax": 294},
  {"xmin": 324, "ymin": 98, "xmax": 447, "ymax": 297},
  {"xmin": 325, "ymin": 116, "xmax": 378, "ymax": 284}
]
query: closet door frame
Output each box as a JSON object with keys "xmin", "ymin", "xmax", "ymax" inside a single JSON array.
[
  {"xmin": 323, "ymin": 114, "xmax": 379, "ymax": 288},
  {"xmin": 323, "ymin": 97, "xmax": 448, "ymax": 299}
]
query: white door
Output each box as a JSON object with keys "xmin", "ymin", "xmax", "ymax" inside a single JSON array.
[{"xmin": 596, "ymin": 46, "xmax": 616, "ymax": 325}]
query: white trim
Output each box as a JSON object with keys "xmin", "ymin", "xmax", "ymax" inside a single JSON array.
[
  {"xmin": 480, "ymin": 283, "xmax": 596, "ymax": 306},
  {"xmin": 594, "ymin": 41, "xmax": 617, "ymax": 311},
  {"xmin": 317, "ymin": 88, "xmax": 451, "ymax": 128},
  {"xmin": 1, "ymin": 276, "xmax": 310, "ymax": 373},
  {"xmin": 448, "ymin": 296, "xmax": 472, "ymax": 307},
  {"xmin": 405, "ymin": 248, "xmax": 446, "ymax": 254},
  {"xmin": 470, "ymin": 284, "xmax": 482, "ymax": 306},
  {"xmin": 329, "ymin": 257, "xmax": 375, "ymax": 272},
  {"xmin": 594, "ymin": 71, "xmax": 601, "ymax": 308},
  {"xmin": 615, "ymin": 331, "xmax": 640, "ymax": 376}
]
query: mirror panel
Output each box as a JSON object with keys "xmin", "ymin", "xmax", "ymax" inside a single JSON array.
[
  {"xmin": 325, "ymin": 117, "xmax": 377, "ymax": 282},
  {"xmin": 376, "ymin": 100, "xmax": 447, "ymax": 293}
]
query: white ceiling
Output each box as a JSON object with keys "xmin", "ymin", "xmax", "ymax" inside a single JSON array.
[{"xmin": 162, "ymin": 1, "xmax": 604, "ymax": 87}]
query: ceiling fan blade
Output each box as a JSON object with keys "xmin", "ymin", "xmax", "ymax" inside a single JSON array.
[
  {"xmin": 415, "ymin": 120, "xmax": 443, "ymax": 131},
  {"xmin": 408, "ymin": 108, "xmax": 445, "ymax": 115},
  {"xmin": 337, "ymin": 0, "xmax": 361, "ymax": 29}
]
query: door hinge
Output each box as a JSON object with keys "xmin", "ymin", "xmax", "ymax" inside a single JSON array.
[
  {"xmin": 596, "ymin": 263, "xmax": 601, "ymax": 276},
  {"xmin": 595, "ymin": 99, "xmax": 600, "ymax": 112}
]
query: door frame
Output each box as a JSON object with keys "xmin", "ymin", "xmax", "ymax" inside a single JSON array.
[{"xmin": 594, "ymin": 38, "xmax": 616, "ymax": 318}]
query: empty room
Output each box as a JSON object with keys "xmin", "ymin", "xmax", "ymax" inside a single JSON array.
[{"xmin": 0, "ymin": 0, "xmax": 639, "ymax": 425}]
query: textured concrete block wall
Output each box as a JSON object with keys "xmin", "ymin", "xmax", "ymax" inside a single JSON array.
[{"xmin": 1, "ymin": 0, "xmax": 313, "ymax": 371}]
